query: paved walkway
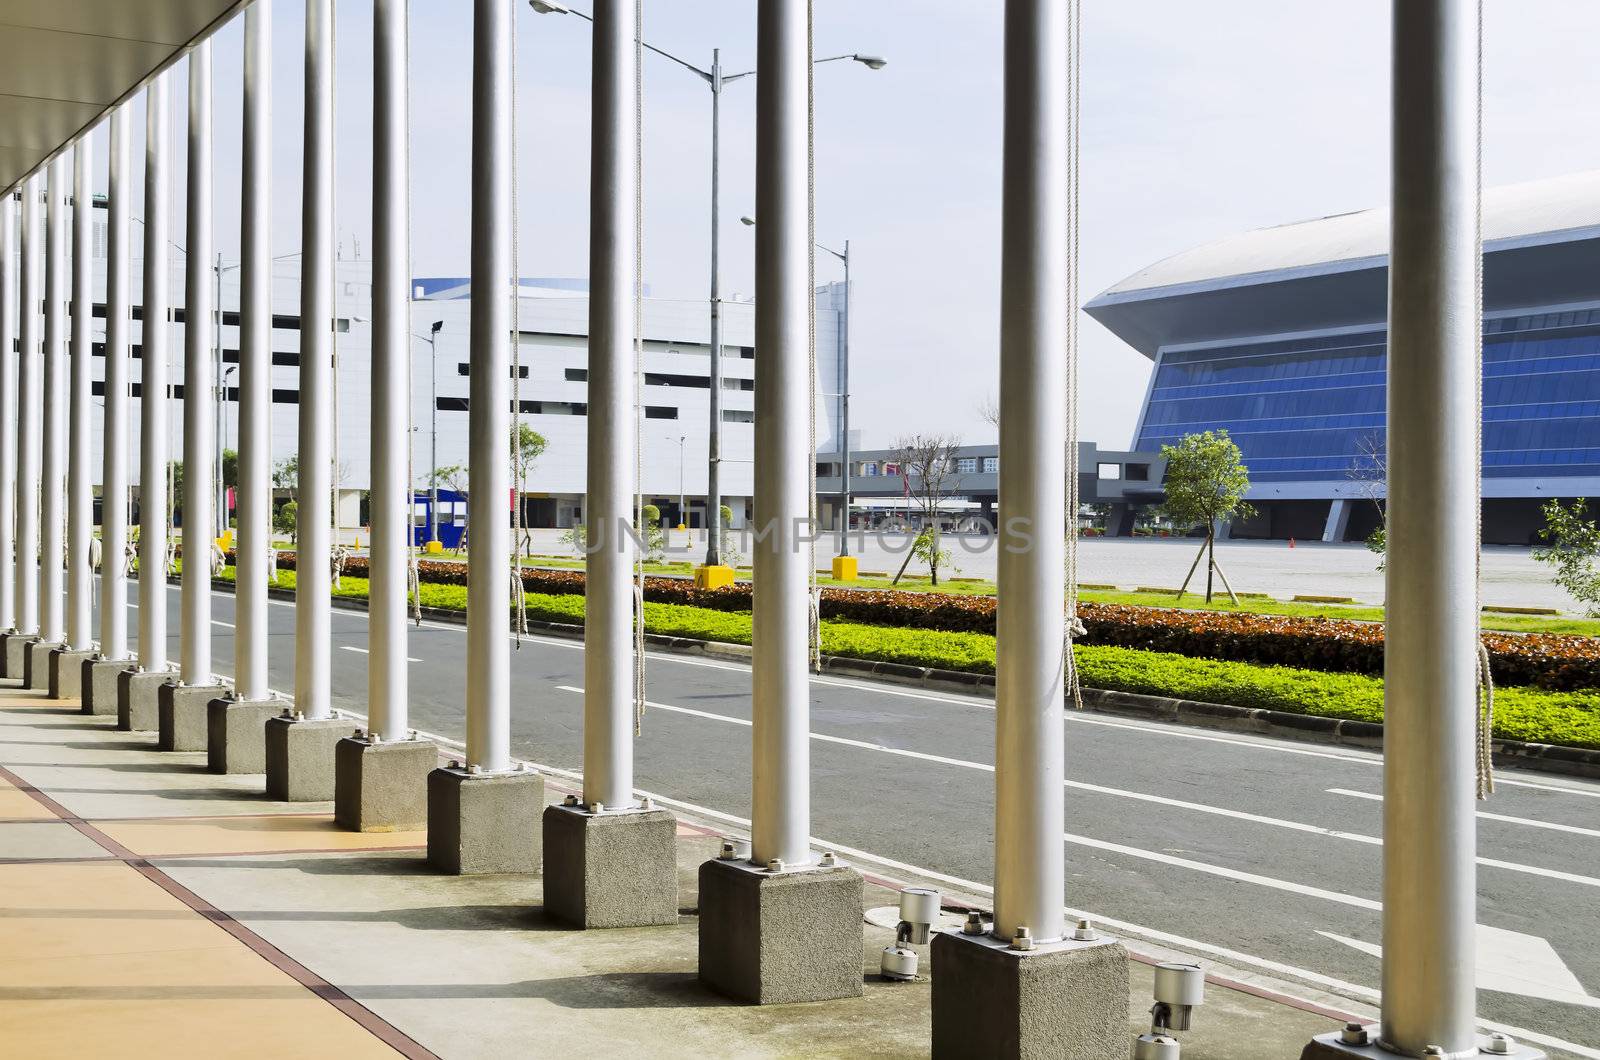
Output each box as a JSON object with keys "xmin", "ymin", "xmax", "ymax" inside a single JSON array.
[{"xmin": 0, "ymin": 677, "xmax": 1353, "ymax": 1058}]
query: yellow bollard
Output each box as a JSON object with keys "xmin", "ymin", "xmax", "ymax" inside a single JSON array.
[
  {"xmin": 425, "ymin": 539, "xmax": 444, "ymax": 555},
  {"xmin": 694, "ymin": 565, "xmax": 735, "ymax": 590},
  {"xmin": 830, "ymin": 555, "xmax": 859, "ymax": 581}
]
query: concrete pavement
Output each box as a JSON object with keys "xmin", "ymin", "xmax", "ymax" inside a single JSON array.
[
  {"xmin": 1, "ymin": 678, "xmax": 1353, "ymax": 1059},
  {"xmin": 94, "ymin": 578, "xmax": 1600, "ymax": 1057}
]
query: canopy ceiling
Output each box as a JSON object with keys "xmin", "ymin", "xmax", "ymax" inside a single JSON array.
[{"xmin": 0, "ymin": 0, "xmax": 245, "ymax": 192}]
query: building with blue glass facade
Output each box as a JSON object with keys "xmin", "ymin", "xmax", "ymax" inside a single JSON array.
[{"xmin": 1085, "ymin": 170, "xmax": 1600, "ymax": 545}]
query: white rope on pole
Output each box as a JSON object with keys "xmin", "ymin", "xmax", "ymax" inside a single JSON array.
[
  {"xmin": 1472, "ymin": 0, "xmax": 1493, "ymax": 799},
  {"xmin": 1062, "ymin": 0, "xmax": 1086, "ymax": 711},
  {"xmin": 806, "ymin": 0, "xmax": 821, "ymax": 674},
  {"xmin": 511, "ymin": 3, "xmax": 528, "ymax": 648},
  {"xmin": 632, "ymin": 0, "xmax": 648, "ymax": 734}
]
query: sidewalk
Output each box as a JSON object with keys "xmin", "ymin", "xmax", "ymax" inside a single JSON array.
[{"xmin": 0, "ymin": 678, "xmax": 1350, "ymax": 1058}]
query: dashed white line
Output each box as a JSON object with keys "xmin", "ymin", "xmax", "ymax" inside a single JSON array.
[
  {"xmin": 1328, "ymin": 787, "xmax": 1600, "ymax": 838},
  {"xmin": 339, "ymin": 645, "xmax": 422, "ymax": 663}
]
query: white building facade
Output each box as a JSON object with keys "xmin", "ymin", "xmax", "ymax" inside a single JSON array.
[{"xmin": 68, "ymin": 242, "xmax": 844, "ymax": 530}]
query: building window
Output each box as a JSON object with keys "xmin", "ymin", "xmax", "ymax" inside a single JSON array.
[
  {"xmin": 883, "ymin": 462, "xmax": 899, "ymax": 476},
  {"xmin": 722, "ymin": 377, "xmax": 754, "ymax": 391},
  {"xmin": 1125, "ymin": 463, "xmax": 1150, "ymax": 481},
  {"xmin": 982, "ymin": 456, "xmax": 999, "ymax": 473},
  {"xmin": 862, "ymin": 462, "xmax": 878, "ymax": 477},
  {"xmin": 644, "ymin": 406, "xmax": 679, "ymax": 420},
  {"xmin": 458, "ymin": 362, "xmax": 530, "ymax": 379},
  {"xmin": 1097, "ymin": 462, "xmax": 1122, "ymax": 480},
  {"xmin": 565, "ymin": 368, "xmax": 587, "ymax": 382},
  {"xmin": 436, "ymin": 396, "xmax": 470, "ymax": 412},
  {"xmin": 645, "ymin": 372, "xmax": 710, "ymax": 389},
  {"xmin": 956, "ymin": 457, "xmax": 977, "ymax": 474},
  {"xmin": 723, "ymin": 409, "xmax": 754, "ymax": 423}
]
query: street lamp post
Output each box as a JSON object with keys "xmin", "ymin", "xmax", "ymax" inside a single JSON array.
[
  {"xmin": 425, "ymin": 319, "xmax": 443, "ymax": 544},
  {"xmin": 528, "ymin": 1, "xmax": 882, "ymax": 570},
  {"xmin": 678, "ymin": 433, "xmax": 687, "ymax": 528}
]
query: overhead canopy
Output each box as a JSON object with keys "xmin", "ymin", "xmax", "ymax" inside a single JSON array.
[{"xmin": 0, "ymin": 0, "xmax": 245, "ymax": 192}]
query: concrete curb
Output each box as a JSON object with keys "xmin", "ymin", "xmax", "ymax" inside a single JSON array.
[{"xmin": 199, "ymin": 575, "xmax": 1600, "ymax": 783}]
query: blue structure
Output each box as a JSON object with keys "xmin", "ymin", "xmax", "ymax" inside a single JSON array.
[
  {"xmin": 1087, "ymin": 170, "xmax": 1600, "ymax": 544},
  {"xmin": 412, "ymin": 489, "xmax": 468, "ymax": 550}
]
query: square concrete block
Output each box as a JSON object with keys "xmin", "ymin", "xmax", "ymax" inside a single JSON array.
[
  {"xmin": 698, "ymin": 858, "xmax": 865, "ymax": 1005},
  {"xmin": 0, "ymin": 632, "xmax": 30, "ymax": 678},
  {"xmin": 335, "ymin": 736, "xmax": 438, "ymax": 832},
  {"xmin": 265, "ymin": 715, "xmax": 353, "ymax": 802},
  {"xmin": 542, "ymin": 804, "xmax": 679, "ymax": 928},
  {"xmin": 426, "ymin": 767, "xmax": 544, "ymax": 875},
  {"xmin": 206, "ymin": 697, "xmax": 283, "ymax": 774},
  {"xmin": 158, "ymin": 683, "xmax": 230, "ymax": 752},
  {"xmin": 1298, "ymin": 1031, "xmax": 1542, "ymax": 1059},
  {"xmin": 82, "ymin": 658, "xmax": 134, "ymax": 716},
  {"xmin": 930, "ymin": 930, "xmax": 1128, "ymax": 1060},
  {"xmin": 48, "ymin": 648, "xmax": 97, "ymax": 700},
  {"xmin": 118, "ymin": 669, "xmax": 173, "ymax": 732},
  {"xmin": 26, "ymin": 641, "xmax": 61, "ymax": 690}
]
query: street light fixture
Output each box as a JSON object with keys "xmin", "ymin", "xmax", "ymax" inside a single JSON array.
[
  {"xmin": 529, "ymin": 0, "xmax": 883, "ymax": 569},
  {"xmin": 420, "ymin": 319, "xmax": 445, "ymax": 546},
  {"xmin": 740, "ymin": 216, "xmax": 854, "ymax": 560}
]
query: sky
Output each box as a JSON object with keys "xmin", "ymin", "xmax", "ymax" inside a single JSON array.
[{"xmin": 97, "ymin": 0, "xmax": 1600, "ymax": 450}]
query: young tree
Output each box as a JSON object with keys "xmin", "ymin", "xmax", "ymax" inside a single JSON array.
[
  {"xmin": 890, "ymin": 433, "xmax": 964, "ymax": 585},
  {"xmin": 272, "ymin": 455, "xmax": 299, "ymax": 501},
  {"xmin": 1160, "ymin": 429, "xmax": 1255, "ymax": 603},
  {"xmin": 511, "ymin": 423, "xmax": 549, "ymax": 556},
  {"xmin": 1533, "ymin": 498, "xmax": 1600, "ymax": 616}
]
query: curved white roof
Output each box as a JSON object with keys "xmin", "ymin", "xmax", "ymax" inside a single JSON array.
[{"xmin": 1098, "ymin": 169, "xmax": 1600, "ymax": 299}]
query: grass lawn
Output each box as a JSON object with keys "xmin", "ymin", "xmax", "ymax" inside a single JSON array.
[{"xmin": 220, "ymin": 567, "xmax": 1599, "ymax": 750}]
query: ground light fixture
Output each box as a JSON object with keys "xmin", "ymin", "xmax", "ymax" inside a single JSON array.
[
  {"xmin": 880, "ymin": 887, "xmax": 940, "ymax": 981},
  {"xmin": 1133, "ymin": 962, "xmax": 1205, "ymax": 1059}
]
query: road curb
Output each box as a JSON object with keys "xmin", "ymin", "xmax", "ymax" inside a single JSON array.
[{"xmin": 208, "ymin": 576, "xmax": 1600, "ymax": 782}]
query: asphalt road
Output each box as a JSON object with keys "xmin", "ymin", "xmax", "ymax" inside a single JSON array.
[{"xmin": 109, "ymin": 579, "xmax": 1600, "ymax": 1057}]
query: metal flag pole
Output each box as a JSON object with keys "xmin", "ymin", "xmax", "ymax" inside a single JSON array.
[
  {"xmin": 235, "ymin": 0, "xmax": 272, "ymax": 704},
  {"xmin": 65, "ymin": 139, "xmax": 94, "ymax": 658},
  {"xmin": 100, "ymin": 106, "xmax": 133, "ymax": 664},
  {"xmin": 137, "ymin": 76, "xmax": 172, "ymax": 678},
  {"xmin": 40, "ymin": 153, "xmax": 68, "ymax": 654}
]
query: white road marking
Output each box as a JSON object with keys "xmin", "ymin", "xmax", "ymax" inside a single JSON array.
[
  {"xmin": 1328, "ymin": 787, "xmax": 1600, "ymax": 837},
  {"xmin": 554, "ymin": 686, "xmax": 1600, "ymax": 889},
  {"xmin": 339, "ymin": 645, "xmax": 422, "ymax": 663},
  {"xmin": 212, "ymin": 620, "xmax": 235, "ymax": 628},
  {"xmin": 318, "ymin": 687, "xmax": 1600, "ymax": 1060},
  {"xmin": 1322, "ymin": 927, "xmax": 1600, "ymax": 1010}
]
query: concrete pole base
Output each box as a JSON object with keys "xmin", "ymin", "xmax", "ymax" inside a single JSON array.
[
  {"xmin": 334, "ymin": 736, "xmax": 438, "ymax": 832},
  {"xmin": 47, "ymin": 648, "xmax": 96, "ymax": 699},
  {"xmin": 265, "ymin": 714, "xmax": 354, "ymax": 802},
  {"xmin": 425, "ymin": 766, "xmax": 544, "ymax": 875},
  {"xmin": 697, "ymin": 858, "xmax": 865, "ymax": 1005},
  {"xmin": 117, "ymin": 669, "xmax": 174, "ymax": 732},
  {"xmin": 542, "ymin": 803, "xmax": 679, "ymax": 928},
  {"xmin": 0, "ymin": 632, "xmax": 35, "ymax": 678},
  {"xmin": 930, "ymin": 929, "xmax": 1129, "ymax": 1060},
  {"xmin": 25, "ymin": 641, "xmax": 62, "ymax": 690},
  {"xmin": 206, "ymin": 697, "xmax": 285, "ymax": 775},
  {"xmin": 81, "ymin": 658, "xmax": 134, "ymax": 716},
  {"xmin": 157, "ymin": 683, "xmax": 231, "ymax": 752},
  {"xmin": 1300, "ymin": 1028, "xmax": 1545, "ymax": 1059}
]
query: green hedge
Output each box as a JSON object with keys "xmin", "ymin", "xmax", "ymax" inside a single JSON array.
[{"xmin": 217, "ymin": 570, "xmax": 1600, "ymax": 750}]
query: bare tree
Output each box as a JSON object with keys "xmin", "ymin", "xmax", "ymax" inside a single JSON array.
[
  {"xmin": 1347, "ymin": 431, "xmax": 1387, "ymax": 568},
  {"xmin": 976, "ymin": 394, "xmax": 1000, "ymax": 429},
  {"xmin": 890, "ymin": 433, "xmax": 964, "ymax": 585}
]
